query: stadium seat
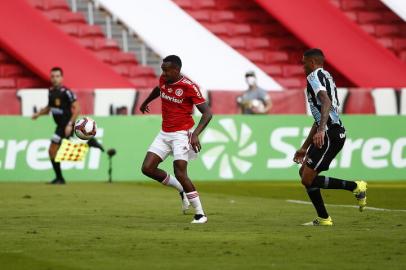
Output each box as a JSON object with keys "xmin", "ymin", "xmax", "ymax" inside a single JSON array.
[
  {"xmin": 371, "ymin": 88, "xmax": 398, "ymax": 115},
  {"xmin": 28, "ymin": 0, "xmax": 158, "ymax": 89},
  {"xmin": 133, "ymin": 90, "xmax": 161, "ymax": 114},
  {"xmin": 172, "ymin": 0, "xmax": 316, "ymax": 88},
  {"xmin": 0, "ymin": 78, "xmax": 15, "ymax": 88},
  {"xmin": 400, "ymin": 88, "xmax": 406, "ymax": 115},
  {"xmin": 93, "ymin": 89, "xmax": 137, "ymax": 116},
  {"xmin": 336, "ymin": 88, "xmax": 349, "ymax": 113},
  {"xmin": 208, "ymin": 91, "xmax": 241, "ymax": 114},
  {"xmin": 343, "ymin": 88, "xmax": 375, "ymax": 114},
  {"xmin": 0, "ymin": 64, "xmax": 24, "ymax": 77},
  {"xmin": 16, "ymin": 89, "xmax": 48, "ymax": 116}
]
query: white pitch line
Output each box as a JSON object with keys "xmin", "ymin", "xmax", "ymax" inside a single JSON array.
[{"xmin": 286, "ymin": 200, "xmax": 406, "ymax": 213}]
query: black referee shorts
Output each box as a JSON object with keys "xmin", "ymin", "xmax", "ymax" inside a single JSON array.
[
  {"xmin": 306, "ymin": 125, "xmax": 346, "ymax": 172},
  {"xmin": 51, "ymin": 123, "xmax": 74, "ymax": 145}
]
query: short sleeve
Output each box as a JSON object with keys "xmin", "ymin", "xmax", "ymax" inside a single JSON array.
[
  {"xmin": 307, "ymin": 70, "xmax": 326, "ymax": 96},
  {"xmin": 65, "ymin": 89, "xmax": 77, "ymax": 103},
  {"xmin": 258, "ymin": 89, "xmax": 270, "ymax": 101},
  {"xmin": 189, "ymin": 84, "xmax": 206, "ymax": 105}
]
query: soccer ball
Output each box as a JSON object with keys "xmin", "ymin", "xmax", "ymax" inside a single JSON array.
[
  {"xmin": 250, "ymin": 99, "xmax": 266, "ymax": 113},
  {"xmin": 74, "ymin": 117, "xmax": 97, "ymax": 140}
]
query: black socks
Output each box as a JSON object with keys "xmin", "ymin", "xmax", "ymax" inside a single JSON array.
[
  {"xmin": 87, "ymin": 138, "xmax": 105, "ymax": 152},
  {"xmin": 51, "ymin": 159, "xmax": 63, "ymax": 179},
  {"xmin": 312, "ymin": 176, "xmax": 357, "ymax": 191},
  {"xmin": 306, "ymin": 187, "xmax": 329, "ymax": 219}
]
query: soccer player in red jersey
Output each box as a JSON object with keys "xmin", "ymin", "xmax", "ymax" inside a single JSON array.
[{"xmin": 140, "ymin": 55, "xmax": 212, "ymax": 224}]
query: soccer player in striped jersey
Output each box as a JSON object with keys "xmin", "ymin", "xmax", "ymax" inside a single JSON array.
[{"xmin": 293, "ymin": 48, "xmax": 367, "ymax": 226}]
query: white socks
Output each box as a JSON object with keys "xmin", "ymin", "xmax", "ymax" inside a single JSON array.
[
  {"xmin": 161, "ymin": 174, "xmax": 183, "ymax": 192},
  {"xmin": 186, "ymin": 191, "xmax": 205, "ymax": 215}
]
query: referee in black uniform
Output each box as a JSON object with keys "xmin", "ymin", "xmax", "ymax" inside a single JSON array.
[
  {"xmin": 293, "ymin": 49, "xmax": 367, "ymax": 226},
  {"xmin": 32, "ymin": 67, "xmax": 104, "ymax": 184}
]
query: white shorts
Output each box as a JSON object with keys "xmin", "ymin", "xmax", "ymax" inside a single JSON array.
[{"xmin": 148, "ymin": 130, "xmax": 198, "ymax": 162}]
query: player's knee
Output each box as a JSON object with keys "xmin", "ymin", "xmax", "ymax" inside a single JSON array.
[
  {"xmin": 141, "ymin": 163, "xmax": 154, "ymax": 177},
  {"xmin": 301, "ymin": 175, "xmax": 314, "ymax": 188}
]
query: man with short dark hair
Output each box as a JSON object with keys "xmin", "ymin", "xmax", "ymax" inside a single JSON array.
[
  {"xmin": 140, "ymin": 55, "xmax": 212, "ymax": 224},
  {"xmin": 293, "ymin": 48, "xmax": 367, "ymax": 226},
  {"xmin": 32, "ymin": 67, "xmax": 104, "ymax": 184},
  {"xmin": 237, "ymin": 71, "xmax": 271, "ymax": 114}
]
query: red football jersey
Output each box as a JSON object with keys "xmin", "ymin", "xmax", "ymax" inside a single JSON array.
[{"xmin": 159, "ymin": 75, "xmax": 206, "ymax": 132}]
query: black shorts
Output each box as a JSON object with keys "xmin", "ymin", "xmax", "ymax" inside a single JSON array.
[
  {"xmin": 51, "ymin": 122, "xmax": 74, "ymax": 144},
  {"xmin": 306, "ymin": 125, "xmax": 346, "ymax": 172}
]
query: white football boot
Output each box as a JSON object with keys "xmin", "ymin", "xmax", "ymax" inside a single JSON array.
[{"xmin": 191, "ymin": 214, "xmax": 208, "ymax": 224}]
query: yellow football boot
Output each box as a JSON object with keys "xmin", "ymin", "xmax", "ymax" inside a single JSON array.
[
  {"xmin": 353, "ymin": 181, "xmax": 367, "ymax": 212},
  {"xmin": 302, "ymin": 216, "xmax": 333, "ymax": 226}
]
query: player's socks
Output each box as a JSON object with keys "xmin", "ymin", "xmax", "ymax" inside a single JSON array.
[
  {"xmin": 306, "ymin": 187, "xmax": 329, "ymax": 219},
  {"xmin": 87, "ymin": 138, "xmax": 105, "ymax": 152},
  {"xmin": 313, "ymin": 176, "xmax": 357, "ymax": 191},
  {"xmin": 161, "ymin": 174, "xmax": 183, "ymax": 192},
  {"xmin": 186, "ymin": 191, "xmax": 205, "ymax": 215},
  {"xmin": 51, "ymin": 160, "xmax": 63, "ymax": 180}
]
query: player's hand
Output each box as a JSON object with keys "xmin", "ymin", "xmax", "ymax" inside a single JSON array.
[
  {"xmin": 190, "ymin": 132, "xmax": 201, "ymax": 153},
  {"xmin": 140, "ymin": 103, "xmax": 150, "ymax": 114},
  {"xmin": 65, "ymin": 123, "xmax": 73, "ymax": 137},
  {"xmin": 313, "ymin": 130, "xmax": 325, "ymax": 149},
  {"xmin": 293, "ymin": 148, "xmax": 307, "ymax": 164},
  {"xmin": 31, "ymin": 113, "xmax": 39, "ymax": 120}
]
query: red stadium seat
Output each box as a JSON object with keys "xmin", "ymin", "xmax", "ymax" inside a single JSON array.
[
  {"xmin": 343, "ymin": 89, "xmax": 375, "ymax": 114},
  {"xmin": 133, "ymin": 90, "xmax": 161, "ymax": 114},
  {"xmin": 16, "ymin": 78, "xmax": 44, "ymax": 88},
  {"xmin": 0, "ymin": 78, "xmax": 16, "ymax": 88},
  {"xmin": 0, "ymin": 64, "xmax": 24, "ymax": 77}
]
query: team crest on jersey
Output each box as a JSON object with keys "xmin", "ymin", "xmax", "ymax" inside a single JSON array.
[
  {"xmin": 55, "ymin": 98, "xmax": 61, "ymax": 106},
  {"xmin": 175, "ymin": 89, "xmax": 183, "ymax": 96}
]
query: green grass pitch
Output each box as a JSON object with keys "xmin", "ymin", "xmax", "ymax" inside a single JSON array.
[{"xmin": 0, "ymin": 181, "xmax": 405, "ymax": 270}]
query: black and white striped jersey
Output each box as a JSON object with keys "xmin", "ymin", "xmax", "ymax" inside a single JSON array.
[{"xmin": 306, "ymin": 68, "xmax": 341, "ymax": 128}]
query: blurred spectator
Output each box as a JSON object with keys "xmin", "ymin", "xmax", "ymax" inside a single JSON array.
[{"xmin": 237, "ymin": 71, "xmax": 271, "ymax": 114}]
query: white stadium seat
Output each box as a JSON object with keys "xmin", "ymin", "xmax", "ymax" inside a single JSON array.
[
  {"xmin": 93, "ymin": 89, "xmax": 137, "ymax": 116},
  {"xmin": 17, "ymin": 89, "xmax": 49, "ymax": 116},
  {"xmin": 401, "ymin": 88, "xmax": 406, "ymax": 115},
  {"xmin": 371, "ymin": 88, "xmax": 398, "ymax": 115}
]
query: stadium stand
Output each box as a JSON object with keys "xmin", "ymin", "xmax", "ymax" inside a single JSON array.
[
  {"xmin": 332, "ymin": 0, "xmax": 406, "ymax": 63},
  {"xmin": 96, "ymin": 0, "xmax": 282, "ymax": 91},
  {"xmin": 172, "ymin": 0, "xmax": 352, "ymax": 88},
  {"xmin": 27, "ymin": 0, "xmax": 157, "ymax": 89},
  {"xmin": 254, "ymin": 0, "xmax": 406, "ymax": 87}
]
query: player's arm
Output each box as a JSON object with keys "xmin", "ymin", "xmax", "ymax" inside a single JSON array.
[
  {"xmin": 293, "ymin": 122, "xmax": 317, "ymax": 164},
  {"xmin": 65, "ymin": 100, "xmax": 80, "ymax": 137},
  {"xmin": 313, "ymin": 91, "xmax": 332, "ymax": 148},
  {"xmin": 31, "ymin": 106, "xmax": 50, "ymax": 120},
  {"xmin": 190, "ymin": 103, "xmax": 213, "ymax": 153},
  {"xmin": 140, "ymin": 86, "xmax": 160, "ymax": 114}
]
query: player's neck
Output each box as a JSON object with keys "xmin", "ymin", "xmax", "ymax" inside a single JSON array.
[{"xmin": 167, "ymin": 75, "xmax": 183, "ymax": 85}]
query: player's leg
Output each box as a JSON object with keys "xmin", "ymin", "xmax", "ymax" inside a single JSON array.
[
  {"xmin": 142, "ymin": 132, "xmax": 189, "ymax": 212},
  {"xmin": 309, "ymin": 127, "xmax": 367, "ymax": 211},
  {"xmin": 171, "ymin": 132, "xmax": 206, "ymax": 223},
  {"xmin": 173, "ymin": 160, "xmax": 206, "ymax": 223},
  {"xmin": 87, "ymin": 138, "xmax": 105, "ymax": 152},
  {"xmin": 141, "ymin": 151, "xmax": 183, "ymax": 191},
  {"xmin": 48, "ymin": 130, "xmax": 65, "ymax": 184},
  {"xmin": 300, "ymin": 164, "xmax": 332, "ymax": 225}
]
